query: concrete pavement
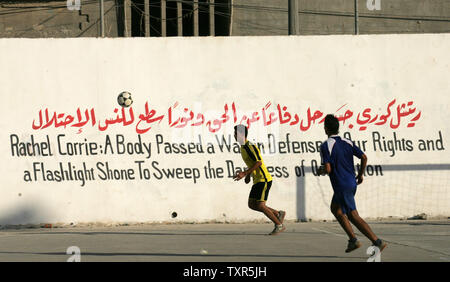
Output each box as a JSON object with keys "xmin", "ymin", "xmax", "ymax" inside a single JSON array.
[{"xmin": 0, "ymin": 220, "xmax": 448, "ymax": 262}]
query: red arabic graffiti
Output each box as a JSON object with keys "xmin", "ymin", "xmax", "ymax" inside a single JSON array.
[{"xmin": 31, "ymin": 99, "xmax": 422, "ymax": 134}]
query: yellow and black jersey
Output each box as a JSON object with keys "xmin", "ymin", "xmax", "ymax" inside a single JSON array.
[{"xmin": 240, "ymin": 140, "xmax": 273, "ymax": 184}]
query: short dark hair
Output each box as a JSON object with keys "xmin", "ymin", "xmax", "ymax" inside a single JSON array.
[
  {"xmin": 234, "ymin": 124, "xmax": 248, "ymax": 138},
  {"xmin": 324, "ymin": 114, "xmax": 339, "ymax": 135}
]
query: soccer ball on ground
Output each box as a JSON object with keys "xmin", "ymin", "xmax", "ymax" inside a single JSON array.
[{"xmin": 117, "ymin": 91, "xmax": 133, "ymax": 107}]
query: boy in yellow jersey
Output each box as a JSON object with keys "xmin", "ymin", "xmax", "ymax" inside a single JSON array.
[{"xmin": 233, "ymin": 125, "xmax": 286, "ymax": 235}]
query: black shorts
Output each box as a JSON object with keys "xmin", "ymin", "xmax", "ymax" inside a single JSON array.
[{"xmin": 249, "ymin": 181, "xmax": 272, "ymax": 202}]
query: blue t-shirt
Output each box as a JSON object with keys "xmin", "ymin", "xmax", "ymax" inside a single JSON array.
[{"xmin": 320, "ymin": 135, "xmax": 364, "ymax": 192}]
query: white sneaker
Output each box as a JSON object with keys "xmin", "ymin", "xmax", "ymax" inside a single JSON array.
[
  {"xmin": 269, "ymin": 224, "xmax": 286, "ymax": 236},
  {"xmin": 277, "ymin": 210, "xmax": 286, "ymax": 224}
]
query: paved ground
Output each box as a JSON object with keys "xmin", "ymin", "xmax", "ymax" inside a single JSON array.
[{"xmin": 0, "ymin": 220, "xmax": 449, "ymax": 262}]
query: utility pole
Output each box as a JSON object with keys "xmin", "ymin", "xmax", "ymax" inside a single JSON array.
[
  {"xmin": 288, "ymin": 0, "xmax": 299, "ymax": 35},
  {"xmin": 354, "ymin": 0, "xmax": 359, "ymax": 35},
  {"xmin": 124, "ymin": 0, "xmax": 131, "ymax": 37},
  {"xmin": 209, "ymin": 0, "xmax": 215, "ymax": 36},
  {"xmin": 100, "ymin": 0, "xmax": 105, "ymax": 37},
  {"xmin": 145, "ymin": 0, "xmax": 150, "ymax": 36},
  {"xmin": 193, "ymin": 0, "xmax": 199, "ymax": 36},
  {"xmin": 177, "ymin": 0, "xmax": 183, "ymax": 36},
  {"xmin": 161, "ymin": 0, "xmax": 166, "ymax": 37}
]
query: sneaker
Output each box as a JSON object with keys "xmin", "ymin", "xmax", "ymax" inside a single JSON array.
[
  {"xmin": 345, "ymin": 239, "xmax": 362, "ymax": 253},
  {"xmin": 277, "ymin": 210, "xmax": 286, "ymax": 224},
  {"xmin": 269, "ymin": 224, "xmax": 286, "ymax": 236},
  {"xmin": 374, "ymin": 239, "xmax": 387, "ymax": 252}
]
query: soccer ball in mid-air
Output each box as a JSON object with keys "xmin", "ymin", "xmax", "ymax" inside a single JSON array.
[{"xmin": 117, "ymin": 91, "xmax": 133, "ymax": 107}]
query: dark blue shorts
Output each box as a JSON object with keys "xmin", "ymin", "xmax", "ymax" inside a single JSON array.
[{"xmin": 331, "ymin": 187, "xmax": 357, "ymax": 215}]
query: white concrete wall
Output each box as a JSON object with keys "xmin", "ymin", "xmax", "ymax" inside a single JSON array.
[{"xmin": 0, "ymin": 34, "xmax": 449, "ymax": 225}]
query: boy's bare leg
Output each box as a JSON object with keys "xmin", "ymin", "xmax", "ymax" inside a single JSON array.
[
  {"xmin": 248, "ymin": 199, "xmax": 281, "ymax": 226},
  {"xmin": 331, "ymin": 203, "xmax": 356, "ymax": 240},
  {"xmin": 331, "ymin": 203, "xmax": 363, "ymax": 252},
  {"xmin": 347, "ymin": 210, "xmax": 378, "ymax": 243},
  {"xmin": 267, "ymin": 206, "xmax": 280, "ymax": 219}
]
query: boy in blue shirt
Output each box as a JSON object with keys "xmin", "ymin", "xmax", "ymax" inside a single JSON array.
[{"xmin": 318, "ymin": 114, "xmax": 386, "ymax": 253}]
